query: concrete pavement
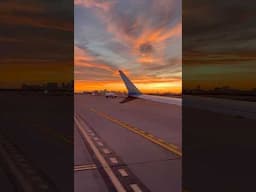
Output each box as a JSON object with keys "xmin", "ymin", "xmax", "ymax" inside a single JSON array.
[
  {"xmin": 183, "ymin": 95, "xmax": 256, "ymax": 120},
  {"xmin": 75, "ymin": 94, "xmax": 181, "ymax": 192},
  {"xmin": 183, "ymin": 95, "xmax": 256, "ymax": 191},
  {"xmin": 74, "ymin": 124, "xmax": 109, "ymax": 192},
  {"xmin": 0, "ymin": 94, "xmax": 73, "ymax": 192}
]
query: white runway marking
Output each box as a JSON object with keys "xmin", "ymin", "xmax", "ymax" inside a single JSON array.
[
  {"xmin": 75, "ymin": 115, "xmax": 126, "ymax": 192},
  {"xmin": 118, "ymin": 169, "xmax": 128, "ymax": 177},
  {"xmin": 94, "ymin": 137, "xmax": 99, "ymax": 141},
  {"xmin": 102, "ymin": 148, "xmax": 111, "ymax": 154},
  {"xmin": 109, "ymin": 157, "xmax": 118, "ymax": 164},
  {"xmin": 130, "ymin": 184, "xmax": 142, "ymax": 192},
  {"xmin": 74, "ymin": 164, "xmax": 97, "ymax": 171}
]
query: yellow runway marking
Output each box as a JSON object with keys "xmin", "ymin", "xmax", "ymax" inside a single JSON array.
[
  {"xmin": 90, "ymin": 108, "xmax": 182, "ymax": 157},
  {"xmin": 74, "ymin": 164, "xmax": 97, "ymax": 171}
]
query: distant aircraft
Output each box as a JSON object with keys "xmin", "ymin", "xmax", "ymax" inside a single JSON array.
[
  {"xmin": 118, "ymin": 70, "xmax": 181, "ymax": 106},
  {"xmin": 105, "ymin": 92, "xmax": 117, "ymax": 98}
]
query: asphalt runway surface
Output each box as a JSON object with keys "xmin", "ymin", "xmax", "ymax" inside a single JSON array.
[
  {"xmin": 183, "ymin": 95, "xmax": 256, "ymax": 120},
  {"xmin": 0, "ymin": 167, "xmax": 14, "ymax": 191},
  {"xmin": 2, "ymin": 93, "xmax": 253, "ymax": 191},
  {"xmin": 0, "ymin": 93, "xmax": 73, "ymax": 192},
  {"xmin": 183, "ymin": 95, "xmax": 256, "ymax": 192},
  {"xmin": 74, "ymin": 94, "xmax": 182, "ymax": 192}
]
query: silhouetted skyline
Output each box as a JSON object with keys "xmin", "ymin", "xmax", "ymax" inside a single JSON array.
[{"xmin": 0, "ymin": 0, "xmax": 73, "ymax": 88}]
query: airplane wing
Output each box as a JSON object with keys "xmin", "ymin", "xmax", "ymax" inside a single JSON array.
[
  {"xmin": 119, "ymin": 70, "xmax": 141, "ymax": 96},
  {"xmin": 120, "ymin": 96, "xmax": 138, "ymax": 104},
  {"xmin": 118, "ymin": 70, "xmax": 181, "ymax": 106}
]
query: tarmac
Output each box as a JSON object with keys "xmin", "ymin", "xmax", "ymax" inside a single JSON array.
[
  {"xmin": 74, "ymin": 94, "xmax": 182, "ymax": 192},
  {"xmin": 0, "ymin": 93, "xmax": 73, "ymax": 192}
]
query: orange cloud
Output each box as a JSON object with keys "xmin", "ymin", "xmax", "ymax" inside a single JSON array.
[
  {"xmin": 105, "ymin": 19, "xmax": 181, "ymax": 66},
  {"xmin": 184, "ymin": 50, "xmax": 256, "ymax": 65},
  {"xmin": 74, "ymin": 46, "xmax": 97, "ymax": 63},
  {"xmin": 133, "ymin": 22, "xmax": 181, "ymax": 65},
  {"xmin": 0, "ymin": 15, "xmax": 73, "ymax": 31},
  {"xmin": 0, "ymin": 61, "xmax": 72, "ymax": 88},
  {"xmin": 135, "ymin": 22, "xmax": 181, "ymax": 47},
  {"xmin": 76, "ymin": 0, "xmax": 181, "ymax": 66},
  {"xmin": 75, "ymin": 78, "xmax": 181, "ymax": 94},
  {"xmin": 137, "ymin": 56, "xmax": 162, "ymax": 64},
  {"xmin": 75, "ymin": 46, "xmax": 116, "ymax": 73},
  {"xmin": 75, "ymin": 0, "xmax": 182, "ymax": 93},
  {"xmin": 0, "ymin": 1, "xmax": 43, "ymax": 13},
  {"xmin": 75, "ymin": 68, "xmax": 181, "ymax": 94},
  {"xmin": 0, "ymin": 2, "xmax": 72, "ymax": 31},
  {"xmin": 74, "ymin": 0, "xmax": 114, "ymax": 12}
]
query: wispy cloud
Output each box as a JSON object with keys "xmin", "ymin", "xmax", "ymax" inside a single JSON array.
[
  {"xmin": 183, "ymin": 0, "xmax": 256, "ymax": 90},
  {"xmin": 0, "ymin": 0, "xmax": 73, "ymax": 87},
  {"xmin": 0, "ymin": 1, "xmax": 72, "ymax": 31},
  {"xmin": 74, "ymin": 0, "xmax": 114, "ymax": 12},
  {"xmin": 75, "ymin": 0, "xmax": 181, "ymax": 93}
]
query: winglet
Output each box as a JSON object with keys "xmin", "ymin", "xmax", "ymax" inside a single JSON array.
[{"xmin": 118, "ymin": 70, "xmax": 141, "ymax": 96}]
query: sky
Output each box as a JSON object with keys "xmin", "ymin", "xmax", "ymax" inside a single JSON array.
[
  {"xmin": 0, "ymin": 0, "xmax": 73, "ymax": 88},
  {"xmin": 183, "ymin": 0, "xmax": 256, "ymax": 90},
  {"xmin": 75, "ymin": 0, "xmax": 182, "ymax": 94},
  {"xmin": 1, "ymin": 0, "xmax": 255, "ymax": 92}
]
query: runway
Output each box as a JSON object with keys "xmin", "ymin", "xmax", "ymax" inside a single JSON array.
[
  {"xmin": 184, "ymin": 95, "xmax": 256, "ymax": 120},
  {"xmin": 0, "ymin": 93, "xmax": 73, "ymax": 192},
  {"xmin": 183, "ymin": 95, "xmax": 256, "ymax": 191},
  {"xmin": 74, "ymin": 94, "xmax": 182, "ymax": 192}
]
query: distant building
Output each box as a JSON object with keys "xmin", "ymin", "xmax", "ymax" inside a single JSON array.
[
  {"xmin": 60, "ymin": 81, "xmax": 73, "ymax": 91},
  {"xmin": 45, "ymin": 82, "xmax": 58, "ymax": 91},
  {"xmin": 21, "ymin": 84, "xmax": 42, "ymax": 91}
]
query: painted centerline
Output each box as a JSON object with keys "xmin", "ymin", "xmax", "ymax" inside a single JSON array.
[
  {"xmin": 75, "ymin": 113, "xmax": 151, "ymax": 192},
  {"xmin": 89, "ymin": 108, "xmax": 182, "ymax": 157}
]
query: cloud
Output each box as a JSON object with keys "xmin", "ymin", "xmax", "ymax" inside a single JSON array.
[
  {"xmin": 74, "ymin": 0, "xmax": 114, "ymax": 12},
  {"xmin": 183, "ymin": 0, "xmax": 256, "ymax": 66},
  {"xmin": 75, "ymin": 46, "xmax": 120, "ymax": 81},
  {"xmin": 76, "ymin": 0, "xmax": 181, "ymax": 65},
  {"xmin": 0, "ymin": 1, "xmax": 43, "ymax": 14},
  {"xmin": 183, "ymin": 0, "xmax": 256, "ymax": 53},
  {"xmin": 0, "ymin": 1, "xmax": 72, "ymax": 31},
  {"xmin": 183, "ymin": 0, "xmax": 256, "ymax": 90},
  {"xmin": 75, "ymin": 0, "xmax": 181, "ymax": 93},
  {"xmin": 0, "ymin": 0, "xmax": 73, "ymax": 88}
]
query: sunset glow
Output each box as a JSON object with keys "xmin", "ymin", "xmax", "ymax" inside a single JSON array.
[
  {"xmin": 75, "ymin": 0, "xmax": 181, "ymax": 94},
  {"xmin": 0, "ymin": 1, "xmax": 73, "ymax": 88},
  {"xmin": 183, "ymin": 0, "xmax": 256, "ymax": 90},
  {"xmin": 75, "ymin": 80, "xmax": 181, "ymax": 94}
]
